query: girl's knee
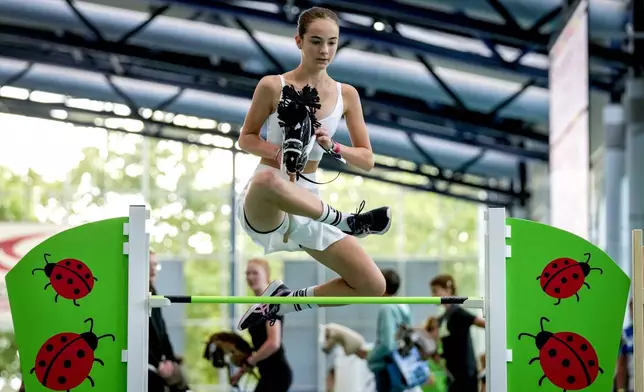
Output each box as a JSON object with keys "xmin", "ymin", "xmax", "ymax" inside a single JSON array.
[
  {"xmin": 252, "ymin": 169, "xmax": 281, "ymax": 189},
  {"xmin": 250, "ymin": 169, "xmax": 286, "ymax": 198},
  {"xmin": 357, "ymin": 270, "xmax": 386, "ymax": 297}
]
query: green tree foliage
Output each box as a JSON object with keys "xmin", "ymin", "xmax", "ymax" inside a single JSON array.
[
  {"xmin": 0, "ymin": 124, "xmax": 480, "ymax": 390},
  {"xmin": 0, "ymin": 167, "xmax": 44, "ymax": 381}
]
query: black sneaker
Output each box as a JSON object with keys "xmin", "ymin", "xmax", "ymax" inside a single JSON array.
[
  {"xmin": 345, "ymin": 200, "xmax": 392, "ymax": 238},
  {"xmin": 237, "ymin": 280, "xmax": 291, "ymax": 331}
]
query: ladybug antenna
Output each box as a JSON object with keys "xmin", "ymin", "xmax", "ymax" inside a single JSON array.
[
  {"xmin": 97, "ymin": 333, "xmax": 116, "ymax": 342},
  {"xmin": 84, "ymin": 317, "xmax": 95, "ymax": 333},
  {"xmin": 539, "ymin": 317, "xmax": 550, "ymax": 331},
  {"xmin": 580, "ymin": 252, "xmax": 604, "ymax": 275},
  {"xmin": 31, "ymin": 254, "xmax": 53, "ymax": 275},
  {"xmin": 517, "ymin": 332, "xmax": 536, "ymax": 341}
]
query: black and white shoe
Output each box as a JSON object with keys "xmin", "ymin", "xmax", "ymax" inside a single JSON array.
[
  {"xmin": 345, "ymin": 200, "xmax": 392, "ymax": 238},
  {"xmin": 237, "ymin": 280, "xmax": 291, "ymax": 331}
]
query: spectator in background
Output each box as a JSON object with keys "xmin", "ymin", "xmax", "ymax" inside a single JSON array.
[
  {"xmin": 230, "ymin": 258, "xmax": 292, "ymax": 392},
  {"xmin": 616, "ymin": 297, "xmax": 634, "ymax": 392},
  {"xmin": 363, "ymin": 268, "xmax": 411, "ymax": 392},
  {"xmin": 149, "ymin": 252, "xmax": 189, "ymax": 392},
  {"xmin": 430, "ymin": 274, "xmax": 485, "ymax": 392},
  {"xmin": 420, "ymin": 317, "xmax": 447, "ymax": 392}
]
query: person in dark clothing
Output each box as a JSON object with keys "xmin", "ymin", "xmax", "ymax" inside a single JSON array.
[
  {"xmin": 231, "ymin": 258, "xmax": 292, "ymax": 392},
  {"xmin": 149, "ymin": 252, "xmax": 189, "ymax": 392},
  {"xmin": 430, "ymin": 274, "xmax": 485, "ymax": 392}
]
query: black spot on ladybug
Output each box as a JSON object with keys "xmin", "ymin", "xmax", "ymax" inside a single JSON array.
[
  {"xmin": 544, "ymin": 272, "xmax": 550, "ymax": 278},
  {"xmin": 63, "ymin": 360, "xmax": 72, "ymax": 368},
  {"xmin": 85, "ymin": 273, "xmax": 90, "ymax": 279},
  {"xmin": 561, "ymin": 277, "xmax": 568, "ymax": 284},
  {"xmin": 564, "ymin": 259, "xmax": 569, "ymax": 265},
  {"xmin": 566, "ymin": 335, "xmax": 573, "ymax": 342},
  {"xmin": 67, "ymin": 278, "xmax": 73, "ymax": 284},
  {"xmin": 554, "ymin": 287, "xmax": 560, "ymax": 294},
  {"xmin": 58, "ymin": 376, "xmax": 67, "ymax": 384},
  {"xmin": 567, "ymin": 376, "xmax": 576, "ymax": 384},
  {"xmin": 77, "ymin": 349, "xmax": 85, "ymax": 358},
  {"xmin": 38, "ymin": 360, "xmax": 46, "ymax": 367},
  {"xmin": 589, "ymin": 360, "xmax": 595, "ymax": 367},
  {"xmin": 76, "ymin": 264, "xmax": 82, "ymax": 269},
  {"xmin": 65, "ymin": 261, "xmax": 70, "ymax": 266},
  {"xmin": 562, "ymin": 359, "xmax": 570, "ymax": 367},
  {"xmin": 548, "ymin": 348, "xmax": 557, "ymax": 357},
  {"xmin": 552, "ymin": 263, "xmax": 558, "ymax": 268},
  {"xmin": 74, "ymin": 288, "xmax": 80, "ymax": 295},
  {"xmin": 573, "ymin": 273, "xmax": 579, "ymax": 279},
  {"xmin": 61, "ymin": 336, "xmax": 67, "ymax": 343},
  {"xmin": 46, "ymin": 344, "xmax": 54, "ymax": 352},
  {"xmin": 581, "ymin": 344, "xmax": 588, "ymax": 351},
  {"xmin": 55, "ymin": 274, "xmax": 62, "ymax": 280}
]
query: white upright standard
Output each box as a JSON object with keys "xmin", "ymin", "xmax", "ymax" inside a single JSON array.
[
  {"xmin": 484, "ymin": 207, "xmax": 509, "ymax": 392},
  {"xmin": 124, "ymin": 205, "xmax": 151, "ymax": 392}
]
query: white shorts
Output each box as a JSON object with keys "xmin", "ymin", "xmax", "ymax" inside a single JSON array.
[{"xmin": 236, "ymin": 164, "xmax": 348, "ymax": 254}]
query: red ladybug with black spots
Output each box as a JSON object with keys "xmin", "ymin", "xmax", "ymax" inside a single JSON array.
[
  {"xmin": 32, "ymin": 253, "xmax": 98, "ymax": 306},
  {"xmin": 537, "ymin": 252, "xmax": 603, "ymax": 306},
  {"xmin": 30, "ymin": 318, "xmax": 115, "ymax": 391},
  {"xmin": 518, "ymin": 317, "xmax": 603, "ymax": 391}
]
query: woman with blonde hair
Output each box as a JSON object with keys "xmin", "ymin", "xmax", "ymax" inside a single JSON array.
[{"xmin": 231, "ymin": 259, "xmax": 293, "ymax": 392}]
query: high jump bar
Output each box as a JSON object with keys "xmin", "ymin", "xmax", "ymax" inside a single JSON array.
[{"xmin": 150, "ymin": 295, "xmax": 484, "ymax": 308}]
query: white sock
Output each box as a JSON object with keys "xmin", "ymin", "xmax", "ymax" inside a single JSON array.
[
  {"xmin": 315, "ymin": 202, "xmax": 351, "ymax": 232},
  {"xmin": 276, "ymin": 286, "xmax": 318, "ymax": 316}
]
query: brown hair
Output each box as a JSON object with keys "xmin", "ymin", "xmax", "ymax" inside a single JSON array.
[
  {"xmin": 430, "ymin": 274, "xmax": 457, "ymax": 295},
  {"xmin": 382, "ymin": 269, "xmax": 401, "ymax": 295},
  {"xmin": 248, "ymin": 258, "xmax": 271, "ymax": 282},
  {"xmin": 424, "ymin": 316, "xmax": 439, "ymax": 332},
  {"xmin": 297, "ymin": 7, "xmax": 339, "ymax": 37}
]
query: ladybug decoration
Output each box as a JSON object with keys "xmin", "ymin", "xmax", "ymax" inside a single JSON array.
[
  {"xmin": 30, "ymin": 318, "xmax": 116, "ymax": 391},
  {"xmin": 518, "ymin": 317, "xmax": 603, "ymax": 391},
  {"xmin": 537, "ymin": 252, "xmax": 603, "ymax": 306},
  {"xmin": 31, "ymin": 253, "xmax": 98, "ymax": 307}
]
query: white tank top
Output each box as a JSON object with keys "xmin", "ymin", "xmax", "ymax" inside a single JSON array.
[{"xmin": 265, "ymin": 75, "xmax": 344, "ymax": 162}]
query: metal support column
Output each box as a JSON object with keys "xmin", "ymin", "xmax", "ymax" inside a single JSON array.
[
  {"xmin": 604, "ymin": 103, "xmax": 626, "ymax": 272},
  {"xmin": 627, "ymin": 79, "xmax": 644, "ymax": 281},
  {"xmin": 513, "ymin": 161, "xmax": 529, "ymax": 219},
  {"xmin": 230, "ymin": 152, "xmax": 238, "ymax": 330},
  {"xmin": 627, "ymin": 0, "xmax": 644, "ymax": 285}
]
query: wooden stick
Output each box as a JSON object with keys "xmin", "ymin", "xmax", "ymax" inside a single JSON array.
[
  {"xmin": 633, "ymin": 229, "xmax": 644, "ymax": 392},
  {"xmin": 282, "ymin": 174, "xmax": 296, "ymax": 243}
]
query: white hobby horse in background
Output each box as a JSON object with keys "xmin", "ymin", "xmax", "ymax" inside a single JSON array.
[
  {"xmin": 319, "ymin": 323, "xmax": 423, "ymax": 392},
  {"xmin": 320, "ymin": 323, "xmax": 368, "ymax": 356}
]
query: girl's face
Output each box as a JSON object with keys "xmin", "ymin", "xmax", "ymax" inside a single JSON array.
[
  {"xmin": 431, "ymin": 284, "xmax": 450, "ymax": 297},
  {"xmin": 296, "ymin": 18, "xmax": 339, "ymax": 69},
  {"xmin": 246, "ymin": 262, "xmax": 267, "ymax": 292}
]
